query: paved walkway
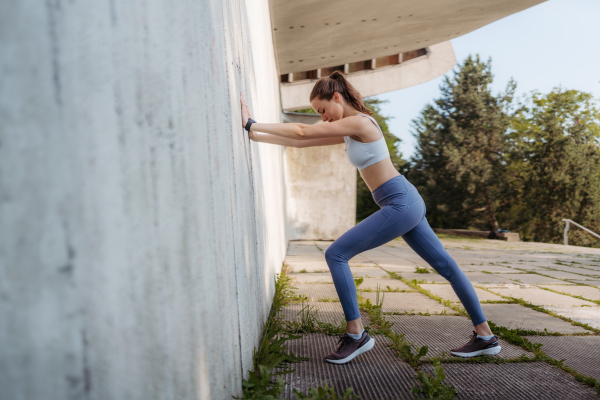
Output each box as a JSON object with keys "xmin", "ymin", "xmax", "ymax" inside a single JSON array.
[{"xmin": 277, "ymin": 235, "xmax": 600, "ymax": 399}]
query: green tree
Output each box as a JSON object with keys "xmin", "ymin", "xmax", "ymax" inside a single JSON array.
[
  {"xmin": 409, "ymin": 55, "xmax": 515, "ymax": 231},
  {"xmin": 506, "ymin": 89, "xmax": 600, "ymax": 246}
]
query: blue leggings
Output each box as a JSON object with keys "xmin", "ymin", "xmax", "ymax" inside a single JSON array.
[{"xmin": 324, "ymin": 175, "xmax": 486, "ymax": 326}]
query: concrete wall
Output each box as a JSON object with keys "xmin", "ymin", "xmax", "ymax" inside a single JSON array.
[
  {"xmin": 282, "ymin": 113, "xmax": 357, "ymax": 240},
  {"xmin": 0, "ymin": 1, "xmax": 285, "ymax": 399},
  {"xmin": 284, "ymin": 143, "xmax": 357, "ymax": 240}
]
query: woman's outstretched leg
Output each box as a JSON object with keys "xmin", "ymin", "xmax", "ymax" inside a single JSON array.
[{"xmin": 401, "ymin": 216, "xmax": 500, "ymax": 357}]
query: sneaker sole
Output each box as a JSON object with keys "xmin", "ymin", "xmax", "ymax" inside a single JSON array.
[
  {"xmin": 326, "ymin": 337, "xmax": 375, "ymax": 364},
  {"xmin": 451, "ymin": 345, "xmax": 502, "ymax": 358}
]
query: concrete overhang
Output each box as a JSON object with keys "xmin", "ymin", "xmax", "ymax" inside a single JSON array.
[
  {"xmin": 270, "ymin": 0, "xmax": 545, "ymax": 75},
  {"xmin": 280, "ymin": 41, "xmax": 455, "ymax": 111}
]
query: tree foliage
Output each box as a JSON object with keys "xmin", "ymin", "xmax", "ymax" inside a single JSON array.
[
  {"xmin": 409, "ymin": 54, "xmax": 600, "ymax": 247},
  {"xmin": 409, "ymin": 55, "xmax": 515, "ymax": 231},
  {"xmin": 505, "ymin": 89, "xmax": 600, "ymax": 245}
]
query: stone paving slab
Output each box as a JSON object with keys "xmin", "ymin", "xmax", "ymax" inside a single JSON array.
[
  {"xmin": 360, "ymin": 292, "xmax": 455, "ymax": 314},
  {"xmin": 274, "ymin": 333, "xmax": 418, "ymax": 400},
  {"xmin": 534, "ymin": 269, "xmax": 597, "ymax": 281},
  {"xmin": 524, "ymin": 336, "xmax": 600, "ymax": 382},
  {"xmin": 420, "ymin": 284, "xmax": 504, "ymax": 303},
  {"xmin": 281, "ymin": 302, "xmax": 365, "ymax": 325},
  {"xmin": 484, "ymin": 285, "xmax": 597, "ymax": 307},
  {"xmin": 568, "ymin": 279, "xmax": 600, "ymax": 286},
  {"xmin": 466, "ymin": 264, "xmax": 517, "ymax": 273},
  {"xmin": 399, "ymin": 272, "xmax": 451, "ymax": 283},
  {"xmin": 377, "ymin": 264, "xmax": 422, "ymax": 273},
  {"xmin": 386, "ymin": 315, "xmax": 530, "ymax": 359},
  {"xmin": 494, "ymin": 273, "xmax": 566, "ymax": 285},
  {"xmin": 420, "ymin": 362, "xmax": 598, "ymax": 400},
  {"xmin": 546, "ymin": 265, "xmax": 600, "ymax": 277},
  {"xmin": 480, "ymin": 304, "xmax": 591, "ymax": 333},
  {"xmin": 286, "ymin": 261, "xmax": 329, "ymax": 273},
  {"xmin": 289, "ymin": 283, "xmax": 340, "ymax": 301},
  {"xmin": 463, "ymin": 272, "xmax": 515, "ymax": 284},
  {"xmin": 290, "ymin": 273, "xmax": 334, "ymax": 284},
  {"xmin": 285, "ymin": 254, "xmax": 326, "ymax": 262},
  {"xmin": 349, "ymin": 266, "xmax": 390, "ymax": 278},
  {"xmin": 539, "ymin": 284, "xmax": 600, "ymax": 301},
  {"xmin": 544, "ymin": 306, "xmax": 600, "ymax": 329},
  {"xmin": 357, "ymin": 277, "xmax": 412, "ymax": 291},
  {"xmin": 507, "ymin": 264, "xmax": 549, "ymax": 271},
  {"xmin": 348, "ymin": 261, "xmax": 379, "ymax": 268}
]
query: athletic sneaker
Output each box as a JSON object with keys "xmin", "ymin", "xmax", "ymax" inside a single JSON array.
[
  {"xmin": 450, "ymin": 331, "xmax": 502, "ymax": 358},
  {"xmin": 325, "ymin": 331, "xmax": 375, "ymax": 364}
]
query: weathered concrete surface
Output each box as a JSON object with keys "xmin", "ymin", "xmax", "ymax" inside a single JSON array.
[
  {"xmin": 0, "ymin": 1, "xmax": 286, "ymax": 399},
  {"xmin": 524, "ymin": 336, "xmax": 600, "ymax": 382},
  {"xmin": 280, "ymin": 42, "xmax": 456, "ymax": 110},
  {"xmin": 420, "ymin": 284, "xmax": 504, "ymax": 303},
  {"xmin": 270, "ymin": 0, "xmax": 546, "ymax": 74},
  {"xmin": 284, "ymin": 143, "xmax": 356, "ymax": 240}
]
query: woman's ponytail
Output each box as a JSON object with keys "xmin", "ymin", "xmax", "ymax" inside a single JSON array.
[{"xmin": 310, "ymin": 71, "xmax": 373, "ymax": 116}]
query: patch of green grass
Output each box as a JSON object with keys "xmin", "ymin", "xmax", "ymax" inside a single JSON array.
[
  {"xmin": 317, "ymin": 298, "xmax": 340, "ymax": 303},
  {"xmin": 299, "ymin": 269, "xmax": 308, "ymax": 273},
  {"xmin": 235, "ymin": 268, "xmax": 309, "ymax": 399},
  {"xmin": 293, "ymin": 381, "xmax": 359, "ymax": 399},
  {"xmin": 415, "ymin": 266, "xmax": 430, "ymax": 274},
  {"xmin": 435, "ymin": 233, "xmax": 483, "ymax": 242},
  {"xmin": 482, "ymin": 270, "xmax": 492, "ymax": 274},
  {"xmin": 479, "ymin": 300, "xmax": 517, "ymax": 304}
]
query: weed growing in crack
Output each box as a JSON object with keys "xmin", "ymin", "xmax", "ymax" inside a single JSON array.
[
  {"xmin": 387, "ymin": 331, "xmax": 428, "ymax": 368},
  {"xmin": 411, "ymin": 359, "xmax": 458, "ymax": 399},
  {"xmin": 282, "ymin": 302, "xmax": 346, "ymax": 336},
  {"xmin": 317, "ymin": 298, "xmax": 340, "ymax": 303},
  {"xmin": 415, "ymin": 266, "xmax": 430, "ymax": 274},
  {"xmin": 359, "ymin": 284, "xmax": 394, "ymax": 335}
]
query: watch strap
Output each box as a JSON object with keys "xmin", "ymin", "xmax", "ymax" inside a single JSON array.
[{"xmin": 244, "ymin": 118, "xmax": 256, "ymax": 132}]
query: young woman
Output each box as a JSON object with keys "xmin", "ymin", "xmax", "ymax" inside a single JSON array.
[{"xmin": 240, "ymin": 71, "xmax": 501, "ymax": 364}]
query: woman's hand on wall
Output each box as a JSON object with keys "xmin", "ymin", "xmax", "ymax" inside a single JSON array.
[{"xmin": 240, "ymin": 92, "xmax": 251, "ymax": 128}]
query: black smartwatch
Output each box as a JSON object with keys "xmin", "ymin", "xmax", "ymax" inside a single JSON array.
[{"xmin": 244, "ymin": 118, "xmax": 256, "ymax": 132}]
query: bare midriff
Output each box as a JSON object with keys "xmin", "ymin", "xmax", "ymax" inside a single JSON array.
[{"xmin": 359, "ymin": 157, "xmax": 401, "ymax": 192}]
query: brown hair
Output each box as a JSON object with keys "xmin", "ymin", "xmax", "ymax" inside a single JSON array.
[{"xmin": 309, "ymin": 71, "xmax": 373, "ymax": 116}]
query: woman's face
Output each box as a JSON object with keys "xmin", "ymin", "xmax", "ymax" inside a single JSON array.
[{"xmin": 310, "ymin": 92, "xmax": 344, "ymax": 123}]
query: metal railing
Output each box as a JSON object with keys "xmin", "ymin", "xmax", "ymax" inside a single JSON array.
[{"xmin": 562, "ymin": 219, "xmax": 600, "ymax": 245}]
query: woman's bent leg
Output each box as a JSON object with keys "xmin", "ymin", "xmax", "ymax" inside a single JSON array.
[{"xmin": 401, "ymin": 217, "xmax": 487, "ymax": 326}]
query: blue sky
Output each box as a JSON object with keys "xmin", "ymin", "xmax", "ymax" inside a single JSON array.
[{"xmin": 376, "ymin": 0, "xmax": 600, "ymax": 159}]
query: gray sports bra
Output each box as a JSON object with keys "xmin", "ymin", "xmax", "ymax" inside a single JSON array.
[{"xmin": 344, "ymin": 114, "xmax": 390, "ymax": 170}]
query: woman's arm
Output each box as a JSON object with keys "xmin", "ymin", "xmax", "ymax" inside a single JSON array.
[
  {"xmin": 240, "ymin": 92, "xmax": 368, "ymax": 141},
  {"xmin": 250, "ymin": 131, "xmax": 344, "ymax": 148},
  {"xmin": 251, "ymin": 116, "xmax": 366, "ymax": 141}
]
